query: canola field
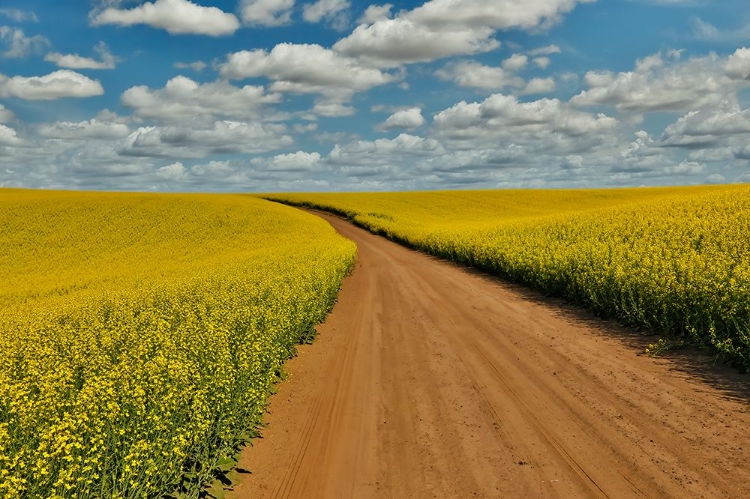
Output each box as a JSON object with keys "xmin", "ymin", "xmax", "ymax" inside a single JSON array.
[
  {"xmin": 0, "ymin": 190, "xmax": 356, "ymax": 498},
  {"xmin": 269, "ymin": 185, "xmax": 750, "ymax": 369}
]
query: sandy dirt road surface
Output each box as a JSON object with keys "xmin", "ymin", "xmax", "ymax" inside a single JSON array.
[{"xmin": 229, "ymin": 211, "xmax": 750, "ymax": 499}]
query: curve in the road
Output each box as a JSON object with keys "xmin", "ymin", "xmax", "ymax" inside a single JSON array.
[{"xmin": 228, "ymin": 210, "xmax": 750, "ymax": 499}]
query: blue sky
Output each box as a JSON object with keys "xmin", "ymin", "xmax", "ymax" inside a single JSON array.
[{"xmin": 1, "ymin": 0, "xmax": 750, "ymax": 191}]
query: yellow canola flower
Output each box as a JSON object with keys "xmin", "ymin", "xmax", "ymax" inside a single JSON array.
[{"xmin": 0, "ymin": 190, "xmax": 355, "ymax": 498}]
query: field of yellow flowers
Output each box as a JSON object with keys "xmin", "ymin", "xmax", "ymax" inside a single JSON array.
[
  {"xmin": 269, "ymin": 185, "xmax": 750, "ymax": 370},
  {"xmin": 0, "ymin": 190, "xmax": 356, "ymax": 498}
]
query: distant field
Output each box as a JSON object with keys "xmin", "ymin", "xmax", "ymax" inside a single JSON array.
[
  {"xmin": 0, "ymin": 190, "xmax": 356, "ymax": 498},
  {"xmin": 268, "ymin": 185, "xmax": 750, "ymax": 369}
]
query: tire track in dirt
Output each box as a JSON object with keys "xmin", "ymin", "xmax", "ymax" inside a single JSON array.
[{"xmin": 228, "ymin": 211, "xmax": 750, "ymax": 499}]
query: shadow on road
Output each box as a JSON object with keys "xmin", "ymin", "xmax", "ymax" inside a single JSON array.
[
  {"xmin": 307, "ymin": 206, "xmax": 750, "ymax": 409},
  {"xmin": 449, "ymin": 257, "xmax": 750, "ymax": 409}
]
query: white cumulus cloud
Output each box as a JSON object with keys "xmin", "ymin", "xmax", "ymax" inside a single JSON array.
[
  {"xmin": 571, "ymin": 52, "xmax": 742, "ymax": 112},
  {"xmin": 533, "ymin": 56, "xmax": 551, "ymax": 69},
  {"xmin": 156, "ymin": 161, "xmax": 188, "ymax": 180},
  {"xmin": 0, "ymin": 124, "xmax": 21, "ymax": 145},
  {"xmin": 0, "ymin": 70, "xmax": 104, "ymax": 100},
  {"xmin": 407, "ymin": 0, "xmax": 594, "ymax": 30},
  {"xmin": 91, "ymin": 0, "xmax": 240, "ymax": 36},
  {"xmin": 726, "ymin": 47, "xmax": 750, "ymax": 80},
  {"xmin": 0, "ymin": 104, "xmax": 14, "ymax": 123},
  {"xmin": 258, "ymin": 151, "xmax": 322, "ymax": 171},
  {"xmin": 240, "ymin": 0, "xmax": 295, "ymax": 26},
  {"xmin": 658, "ymin": 103, "xmax": 750, "ymax": 150},
  {"xmin": 502, "ymin": 54, "xmax": 528, "ymax": 71},
  {"xmin": 521, "ymin": 77, "xmax": 556, "ymax": 95},
  {"xmin": 45, "ymin": 42, "xmax": 116, "ymax": 70},
  {"xmin": 303, "ymin": 0, "xmax": 350, "ymax": 25},
  {"xmin": 328, "ymin": 133, "xmax": 445, "ymax": 169},
  {"xmin": 358, "ymin": 4, "xmax": 393, "ymax": 24},
  {"xmin": 434, "ymin": 93, "xmax": 619, "ymax": 148},
  {"xmin": 312, "ymin": 101, "xmax": 355, "ymax": 117},
  {"xmin": 121, "ymin": 76, "xmax": 281, "ymax": 123},
  {"xmin": 334, "ymin": 18, "xmax": 499, "ymax": 67},
  {"xmin": 0, "ymin": 27, "xmax": 49, "ymax": 58},
  {"xmin": 118, "ymin": 121, "xmax": 293, "ymax": 158},
  {"xmin": 333, "ymin": 0, "xmax": 591, "ymax": 67},
  {"xmin": 39, "ymin": 119, "xmax": 130, "ymax": 140},
  {"xmin": 436, "ymin": 60, "xmax": 524, "ymax": 90},
  {"xmin": 220, "ymin": 43, "xmax": 398, "ymax": 98},
  {"xmin": 378, "ymin": 107, "xmax": 425, "ymax": 130}
]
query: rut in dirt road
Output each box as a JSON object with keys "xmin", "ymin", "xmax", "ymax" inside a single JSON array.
[{"xmin": 229, "ymin": 211, "xmax": 750, "ymax": 499}]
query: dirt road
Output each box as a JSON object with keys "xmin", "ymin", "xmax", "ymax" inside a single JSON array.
[{"xmin": 229, "ymin": 211, "xmax": 750, "ymax": 499}]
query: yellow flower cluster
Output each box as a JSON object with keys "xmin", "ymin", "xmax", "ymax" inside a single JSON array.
[
  {"xmin": 271, "ymin": 184, "xmax": 750, "ymax": 369},
  {"xmin": 0, "ymin": 190, "xmax": 356, "ymax": 498}
]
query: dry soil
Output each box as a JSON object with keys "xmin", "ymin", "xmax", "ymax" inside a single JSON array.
[{"xmin": 228, "ymin": 211, "xmax": 750, "ymax": 499}]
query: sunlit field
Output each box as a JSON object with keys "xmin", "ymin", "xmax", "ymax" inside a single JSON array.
[{"xmin": 0, "ymin": 190, "xmax": 356, "ymax": 498}]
